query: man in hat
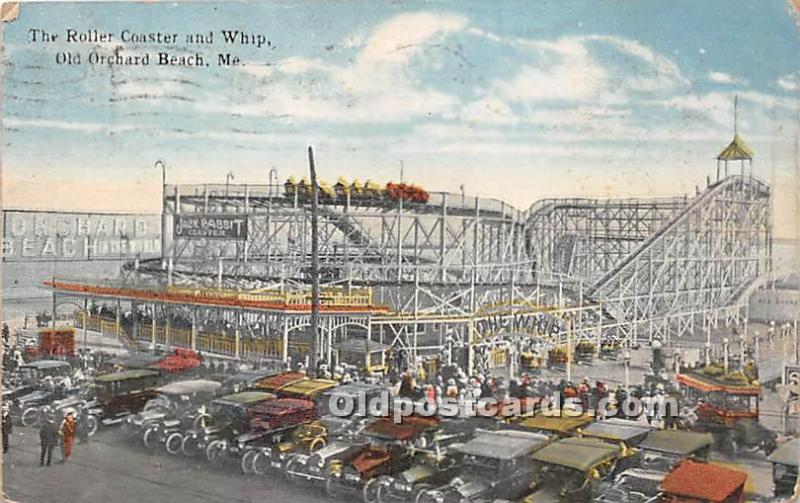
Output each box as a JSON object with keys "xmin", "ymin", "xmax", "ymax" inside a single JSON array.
[{"xmin": 39, "ymin": 414, "xmax": 59, "ymax": 466}]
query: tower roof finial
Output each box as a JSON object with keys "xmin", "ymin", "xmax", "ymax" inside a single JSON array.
[{"xmin": 717, "ymin": 95, "xmax": 752, "ymax": 161}]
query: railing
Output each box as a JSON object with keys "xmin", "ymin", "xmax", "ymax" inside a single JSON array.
[{"xmin": 74, "ymin": 311, "xmax": 304, "ymax": 360}]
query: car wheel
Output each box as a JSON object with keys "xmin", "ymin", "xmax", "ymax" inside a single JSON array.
[
  {"xmin": 142, "ymin": 426, "xmax": 158, "ymax": 449},
  {"xmin": 413, "ymin": 485, "xmax": 432, "ymax": 503},
  {"xmin": 165, "ymin": 433, "xmax": 183, "ymax": 455},
  {"xmin": 205, "ymin": 440, "xmax": 226, "ymax": 464},
  {"xmin": 182, "ymin": 435, "xmax": 201, "ymax": 457},
  {"xmin": 363, "ymin": 478, "xmax": 381, "ymax": 503},
  {"xmin": 252, "ymin": 449, "xmax": 272, "ymax": 475},
  {"xmin": 283, "ymin": 455, "xmax": 302, "ymax": 483},
  {"xmin": 85, "ymin": 415, "xmax": 99, "ymax": 437},
  {"xmin": 20, "ymin": 407, "xmax": 41, "ymax": 427},
  {"xmin": 241, "ymin": 449, "xmax": 258, "ymax": 474}
]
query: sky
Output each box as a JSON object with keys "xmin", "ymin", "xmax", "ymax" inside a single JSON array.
[{"xmin": 2, "ymin": 0, "xmax": 799, "ymax": 238}]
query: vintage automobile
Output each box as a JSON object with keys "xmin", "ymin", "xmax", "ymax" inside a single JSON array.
[
  {"xmin": 590, "ymin": 468, "xmax": 664, "ymax": 503},
  {"xmin": 417, "ymin": 429, "xmax": 550, "ymax": 503},
  {"xmin": 335, "ymin": 338, "xmax": 391, "ymax": 374},
  {"xmin": 574, "ymin": 341, "xmax": 596, "ymax": 364},
  {"xmin": 579, "ymin": 420, "xmax": 650, "ymax": 473},
  {"xmin": 274, "ymin": 377, "xmax": 340, "ymax": 400},
  {"xmin": 249, "ymin": 381, "xmax": 386, "ymax": 474},
  {"xmin": 10, "ymin": 359, "xmax": 72, "ymax": 397},
  {"xmin": 767, "ymin": 437, "xmax": 800, "ymax": 499},
  {"xmin": 84, "ymin": 369, "xmax": 161, "ymax": 429},
  {"xmin": 676, "ymin": 364, "xmax": 777, "ymax": 455},
  {"xmin": 175, "ymin": 391, "xmax": 276, "ymax": 457},
  {"xmin": 527, "ymin": 437, "xmax": 623, "ymax": 502},
  {"xmin": 658, "ymin": 459, "xmax": 747, "ymax": 503},
  {"xmin": 283, "ymin": 419, "xmax": 372, "ymax": 486},
  {"xmin": 637, "ymin": 430, "xmax": 713, "ymax": 473},
  {"xmin": 124, "ymin": 379, "xmax": 222, "ymax": 447},
  {"xmin": 325, "ymin": 415, "xmax": 441, "ymax": 502},
  {"xmin": 372, "ymin": 437, "xmax": 467, "ymax": 503},
  {"xmin": 205, "ymin": 397, "xmax": 316, "ymax": 465}
]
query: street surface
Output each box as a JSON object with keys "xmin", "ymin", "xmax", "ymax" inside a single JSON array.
[{"xmin": 2, "ymin": 426, "xmax": 330, "ymax": 503}]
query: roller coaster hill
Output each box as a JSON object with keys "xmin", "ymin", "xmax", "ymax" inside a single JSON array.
[{"xmin": 48, "ymin": 134, "xmax": 772, "ymax": 371}]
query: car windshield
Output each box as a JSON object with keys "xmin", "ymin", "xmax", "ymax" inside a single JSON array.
[
  {"xmin": 19, "ymin": 368, "xmax": 38, "ymax": 385},
  {"xmin": 464, "ymin": 455, "xmax": 502, "ymax": 474}
]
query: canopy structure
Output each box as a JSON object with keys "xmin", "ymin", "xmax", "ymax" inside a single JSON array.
[
  {"xmin": 532, "ymin": 437, "xmax": 618, "ymax": 472},
  {"xmin": 676, "ymin": 369, "xmax": 761, "ymax": 395},
  {"xmin": 717, "ymin": 133, "xmax": 753, "ymax": 161},
  {"xmin": 660, "ymin": 460, "xmax": 747, "ymax": 502},
  {"xmin": 768, "ymin": 437, "xmax": 800, "ymax": 467},
  {"xmin": 21, "ymin": 360, "xmax": 71, "ymax": 370},
  {"xmin": 640, "ymin": 430, "xmax": 713, "ymax": 456},
  {"xmin": 457, "ymin": 430, "xmax": 550, "ymax": 460}
]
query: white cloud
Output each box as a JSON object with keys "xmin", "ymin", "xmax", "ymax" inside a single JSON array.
[
  {"xmin": 777, "ymin": 72, "xmax": 800, "ymax": 92},
  {"xmin": 708, "ymin": 71, "xmax": 744, "ymax": 85},
  {"xmin": 4, "ymin": 118, "xmax": 137, "ymax": 134}
]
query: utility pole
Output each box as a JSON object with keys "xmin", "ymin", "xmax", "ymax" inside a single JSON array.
[{"xmin": 308, "ymin": 146, "xmax": 320, "ymax": 376}]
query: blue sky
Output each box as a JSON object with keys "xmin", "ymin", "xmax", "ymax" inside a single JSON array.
[{"xmin": 3, "ymin": 1, "xmax": 799, "ymax": 237}]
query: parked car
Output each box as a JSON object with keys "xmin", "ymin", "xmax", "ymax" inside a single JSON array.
[
  {"xmin": 417, "ymin": 429, "xmax": 550, "ymax": 503},
  {"xmin": 175, "ymin": 391, "xmax": 276, "ymax": 457},
  {"xmin": 767, "ymin": 437, "xmax": 800, "ymax": 499},
  {"xmin": 124, "ymin": 379, "xmax": 222, "ymax": 447},
  {"xmin": 205, "ymin": 397, "xmax": 316, "ymax": 465},
  {"xmin": 638, "ymin": 430, "xmax": 713, "ymax": 473},
  {"xmin": 591, "ymin": 468, "xmax": 664, "ymax": 502},
  {"xmin": 81, "ymin": 369, "xmax": 161, "ymax": 429},
  {"xmin": 12, "ymin": 360, "xmax": 75, "ymax": 425},
  {"xmin": 528, "ymin": 437, "xmax": 624, "ymax": 502},
  {"xmin": 250, "ymin": 381, "xmax": 385, "ymax": 474}
]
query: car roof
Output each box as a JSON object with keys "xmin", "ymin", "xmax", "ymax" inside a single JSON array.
[
  {"xmin": 581, "ymin": 421, "xmax": 651, "ymax": 442},
  {"xmin": 213, "ymin": 391, "xmax": 276, "ymax": 406},
  {"xmin": 768, "ymin": 437, "xmax": 800, "ymax": 467},
  {"xmin": 324, "ymin": 381, "xmax": 384, "ymax": 397},
  {"xmin": 253, "ymin": 372, "xmax": 307, "ymax": 391},
  {"xmin": 640, "ymin": 430, "xmax": 713, "ymax": 455},
  {"xmin": 94, "ymin": 369, "xmax": 160, "ymax": 382},
  {"xmin": 156, "ymin": 379, "xmax": 222, "ymax": 395},
  {"xmin": 532, "ymin": 437, "xmax": 619, "ymax": 471},
  {"xmin": 22, "ymin": 360, "xmax": 70, "ymax": 369},
  {"xmin": 457, "ymin": 429, "xmax": 550, "ymax": 460},
  {"xmin": 278, "ymin": 378, "xmax": 338, "ymax": 397},
  {"xmin": 660, "ymin": 460, "xmax": 747, "ymax": 501},
  {"xmin": 513, "ymin": 413, "xmax": 593, "ymax": 433}
]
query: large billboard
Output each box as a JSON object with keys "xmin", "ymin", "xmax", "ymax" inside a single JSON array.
[
  {"xmin": 2, "ymin": 210, "xmax": 161, "ymax": 261},
  {"xmin": 173, "ymin": 214, "xmax": 248, "ymax": 240}
]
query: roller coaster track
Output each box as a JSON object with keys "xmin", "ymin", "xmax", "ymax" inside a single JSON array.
[{"xmin": 586, "ymin": 175, "xmax": 771, "ymax": 335}]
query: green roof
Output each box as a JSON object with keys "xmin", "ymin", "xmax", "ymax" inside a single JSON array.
[
  {"xmin": 215, "ymin": 391, "xmax": 275, "ymax": 406},
  {"xmin": 640, "ymin": 430, "xmax": 713, "ymax": 456},
  {"xmin": 95, "ymin": 369, "xmax": 160, "ymax": 382},
  {"xmin": 768, "ymin": 438, "xmax": 800, "ymax": 467},
  {"xmin": 532, "ymin": 437, "xmax": 618, "ymax": 472},
  {"xmin": 717, "ymin": 134, "xmax": 753, "ymax": 160}
]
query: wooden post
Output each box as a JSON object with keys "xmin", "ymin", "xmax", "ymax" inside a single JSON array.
[{"xmin": 308, "ymin": 146, "xmax": 320, "ymax": 375}]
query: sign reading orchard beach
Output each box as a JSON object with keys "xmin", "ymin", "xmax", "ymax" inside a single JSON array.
[
  {"xmin": 2, "ymin": 211, "xmax": 160, "ymax": 261},
  {"xmin": 174, "ymin": 214, "xmax": 248, "ymax": 240}
]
